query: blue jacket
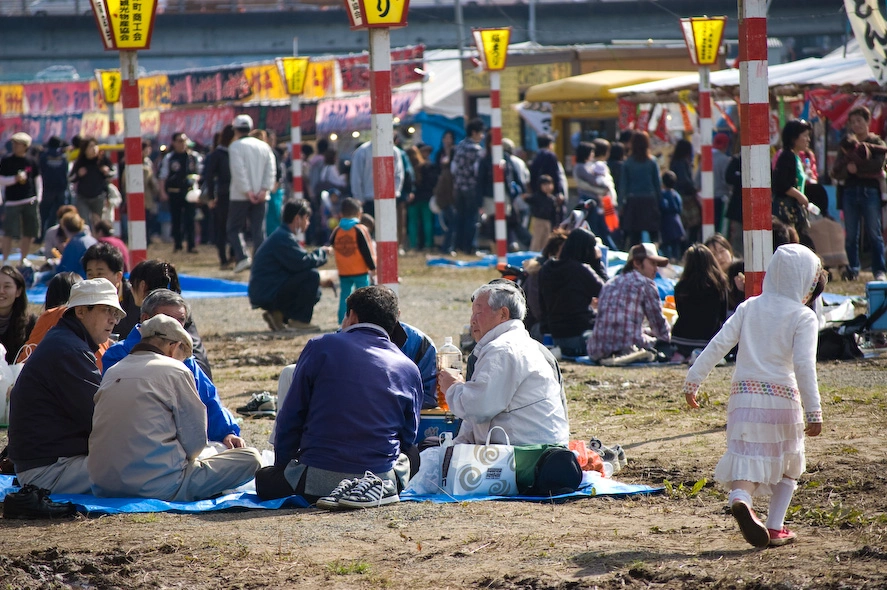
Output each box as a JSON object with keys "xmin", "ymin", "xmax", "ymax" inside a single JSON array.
[
  {"xmin": 102, "ymin": 325, "xmax": 240, "ymax": 442},
  {"xmin": 8, "ymin": 314, "xmax": 102, "ymax": 471},
  {"xmin": 57, "ymin": 231, "xmax": 98, "ymax": 277},
  {"xmin": 394, "ymin": 322, "xmax": 438, "ymax": 409},
  {"xmin": 274, "ymin": 324, "xmax": 422, "ymax": 474},
  {"xmin": 248, "ymin": 224, "xmax": 327, "ymax": 308}
]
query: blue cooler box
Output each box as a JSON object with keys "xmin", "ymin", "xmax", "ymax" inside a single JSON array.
[
  {"xmin": 866, "ymin": 281, "xmax": 887, "ymax": 331},
  {"xmin": 415, "ymin": 410, "xmax": 461, "ymax": 443}
]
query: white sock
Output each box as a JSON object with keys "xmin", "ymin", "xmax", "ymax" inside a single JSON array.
[
  {"xmin": 728, "ymin": 488, "xmax": 753, "ymax": 508},
  {"xmin": 765, "ymin": 477, "xmax": 797, "ymax": 531}
]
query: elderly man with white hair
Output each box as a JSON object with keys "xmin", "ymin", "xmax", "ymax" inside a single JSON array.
[
  {"xmin": 437, "ymin": 281, "xmax": 569, "ymax": 446},
  {"xmin": 89, "ymin": 314, "xmax": 261, "ymax": 501}
]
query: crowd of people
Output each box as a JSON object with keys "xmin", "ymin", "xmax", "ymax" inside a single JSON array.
[{"xmin": 1, "ymin": 107, "xmax": 868, "ymax": 549}]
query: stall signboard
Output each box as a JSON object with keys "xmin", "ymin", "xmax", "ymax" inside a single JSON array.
[
  {"xmin": 244, "ymin": 65, "xmax": 289, "ymax": 103},
  {"xmin": 167, "ymin": 68, "xmax": 252, "ymax": 106},
  {"xmin": 339, "ymin": 46, "xmax": 424, "ymax": 92},
  {"xmin": 304, "ymin": 61, "xmax": 337, "ymax": 100},
  {"xmin": 0, "ymin": 85, "xmax": 25, "ymax": 116},
  {"xmin": 140, "ymin": 75, "xmax": 171, "ymax": 110},
  {"xmin": 23, "ymin": 82, "xmax": 93, "ymax": 115},
  {"xmin": 316, "ymin": 91, "xmax": 417, "ymax": 135},
  {"xmin": 159, "ymin": 107, "xmax": 235, "ymax": 146}
]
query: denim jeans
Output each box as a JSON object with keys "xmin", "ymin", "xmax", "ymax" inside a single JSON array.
[{"xmin": 843, "ymin": 185, "xmax": 885, "ymax": 275}]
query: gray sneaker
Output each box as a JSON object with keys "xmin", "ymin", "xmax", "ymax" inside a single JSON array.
[
  {"xmin": 337, "ymin": 471, "xmax": 399, "ymax": 509},
  {"xmin": 315, "ymin": 477, "xmax": 361, "ymax": 511},
  {"xmin": 233, "ymin": 257, "xmax": 252, "ymax": 273},
  {"xmin": 236, "ymin": 391, "xmax": 276, "ymax": 417}
]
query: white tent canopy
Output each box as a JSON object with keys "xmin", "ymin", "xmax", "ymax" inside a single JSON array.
[
  {"xmin": 610, "ymin": 45, "xmax": 874, "ymax": 96},
  {"xmin": 404, "ymin": 49, "xmax": 465, "ymax": 119}
]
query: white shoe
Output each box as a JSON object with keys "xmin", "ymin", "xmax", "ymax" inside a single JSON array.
[{"xmin": 233, "ymin": 257, "xmax": 252, "ymax": 273}]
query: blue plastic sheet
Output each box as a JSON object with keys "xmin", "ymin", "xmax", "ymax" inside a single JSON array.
[
  {"xmin": 26, "ymin": 273, "xmax": 248, "ymax": 306},
  {"xmin": 0, "ymin": 475, "xmax": 308, "ymax": 514}
]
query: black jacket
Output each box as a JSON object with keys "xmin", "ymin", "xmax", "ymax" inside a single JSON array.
[
  {"xmin": 7, "ymin": 313, "xmax": 101, "ymax": 471},
  {"xmin": 539, "ymin": 258, "xmax": 606, "ymax": 338}
]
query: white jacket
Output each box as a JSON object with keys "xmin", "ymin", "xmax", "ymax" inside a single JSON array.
[
  {"xmin": 228, "ymin": 136, "xmax": 276, "ymax": 202},
  {"xmin": 447, "ymin": 320, "xmax": 570, "ymax": 446}
]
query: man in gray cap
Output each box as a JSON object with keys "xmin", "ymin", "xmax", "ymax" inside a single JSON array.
[
  {"xmin": 89, "ymin": 314, "xmax": 261, "ymax": 501},
  {"xmin": 6, "ymin": 278, "xmax": 125, "ymax": 495},
  {"xmin": 228, "ymin": 114, "xmax": 276, "ymax": 273},
  {"xmin": 0, "ymin": 132, "xmax": 41, "ymax": 263}
]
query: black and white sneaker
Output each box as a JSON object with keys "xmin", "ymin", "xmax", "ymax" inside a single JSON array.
[
  {"xmin": 315, "ymin": 477, "xmax": 361, "ymax": 511},
  {"xmin": 236, "ymin": 392, "xmax": 277, "ymax": 417},
  {"xmin": 337, "ymin": 471, "xmax": 399, "ymax": 509}
]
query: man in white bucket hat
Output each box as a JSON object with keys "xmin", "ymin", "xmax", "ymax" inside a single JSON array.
[{"xmin": 6, "ymin": 278, "xmax": 125, "ymax": 497}]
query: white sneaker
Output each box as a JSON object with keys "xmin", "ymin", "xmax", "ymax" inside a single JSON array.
[
  {"xmin": 233, "ymin": 257, "xmax": 252, "ymax": 273},
  {"xmin": 874, "ymin": 272, "xmax": 887, "ymax": 282},
  {"xmin": 336, "ymin": 471, "xmax": 399, "ymax": 509}
]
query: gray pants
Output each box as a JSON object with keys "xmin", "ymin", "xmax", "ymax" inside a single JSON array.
[
  {"xmin": 226, "ymin": 200, "xmax": 267, "ymax": 262},
  {"xmin": 170, "ymin": 448, "xmax": 262, "ymax": 502},
  {"xmin": 17, "ymin": 455, "xmax": 91, "ymax": 494}
]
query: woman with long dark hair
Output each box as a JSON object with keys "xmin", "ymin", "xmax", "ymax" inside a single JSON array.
[
  {"xmin": 619, "ymin": 132, "xmax": 661, "ymax": 247},
  {"xmin": 670, "ymin": 138, "xmax": 701, "ymax": 245},
  {"xmin": 69, "ymin": 136, "xmax": 114, "ymax": 230},
  {"xmin": 772, "ymin": 119, "xmax": 815, "ymax": 247},
  {"xmin": 670, "ymin": 243, "xmax": 729, "ymax": 361},
  {"xmin": 539, "ymin": 228, "xmax": 608, "ymax": 357},
  {"xmin": 203, "ymin": 124, "xmax": 235, "ymax": 269},
  {"xmin": 0, "ymin": 266, "xmax": 36, "ymax": 364}
]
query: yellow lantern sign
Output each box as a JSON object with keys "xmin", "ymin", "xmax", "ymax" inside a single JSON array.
[
  {"xmin": 342, "ymin": 0, "xmax": 410, "ymax": 30},
  {"xmin": 276, "ymin": 57, "xmax": 311, "ymax": 96},
  {"xmin": 89, "ymin": 0, "xmax": 159, "ymax": 51},
  {"xmin": 472, "ymin": 28, "xmax": 512, "ymax": 72},
  {"xmin": 95, "ymin": 69, "xmax": 122, "ymax": 104},
  {"xmin": 679, "ymin": 16, "xmax": 727, "ymax": 66}
]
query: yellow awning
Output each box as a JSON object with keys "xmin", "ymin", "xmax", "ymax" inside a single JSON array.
[{"xmin": 524, "ymin": 70, "xmax": 691, "ymax": 103}]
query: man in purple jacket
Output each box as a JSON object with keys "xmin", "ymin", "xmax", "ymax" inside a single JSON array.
[{"xmin": 255, "ymin": 286, "xmax": 422, "ymax": 506}]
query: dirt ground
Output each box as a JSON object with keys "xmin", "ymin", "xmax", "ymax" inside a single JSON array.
[{"xmin": 2, "ymin": 243, "xmax": 887, "ymax": 590}]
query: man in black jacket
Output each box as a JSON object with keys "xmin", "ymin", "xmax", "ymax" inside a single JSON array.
[{"xmin": 7, "ymin": 278, "xmax": 125, "ymax": 494}]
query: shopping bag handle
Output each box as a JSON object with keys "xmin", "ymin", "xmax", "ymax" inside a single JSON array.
[{"xmin": 485, "ymin": 426, "xmax": 511, "ymax": 446}]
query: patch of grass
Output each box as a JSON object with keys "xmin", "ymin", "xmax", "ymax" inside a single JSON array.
[
  {"xmin": 327, "ymin": 559, "xmax": 370, "ymax": 575},
  {"xmin": 788, "ymin": 501, "xmax": 875, "ymax": 528},
  {"xmin": 126, "ymin": 513, "xmax": 159, "ymax": 524},
  {"xmin": 663, "ymin": 478, "xmax": 708, "ymax": 499}
]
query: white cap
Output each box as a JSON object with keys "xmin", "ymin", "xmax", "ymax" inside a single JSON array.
[
  {"xmin": 10, "ymin": 132, "xmax": 32, "ymax": 147},
  {"xmin": 233, "ymin": 114, "xmax": 253, "ymax": 131},
  {"xmin": 67, "ymin": 278, "xmax": 126, "ymax": 315}
]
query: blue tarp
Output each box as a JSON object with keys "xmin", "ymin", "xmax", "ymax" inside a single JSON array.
[
  {"xmin": 25, "ymin": 273, "xmax": 248, "ymax": 306},
  {"xmin": 0, "ymin": 475, "xmax": 307, "ymax": 514}
]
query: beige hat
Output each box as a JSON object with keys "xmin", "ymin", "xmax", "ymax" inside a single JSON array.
[
  {"xmin": 67, "ymin": 278, "xmax": 126, "ymax": 315},
  {"xmin": 10, "ymin": 132, "xmax": 31, "ymax": 147},
  {"xmin": 140, "ymin": 314, "xmax": 193, "ymax": 356},
  {"xmin": 630, "ymin": 242, "xmax": 669, "ymax": 267}
]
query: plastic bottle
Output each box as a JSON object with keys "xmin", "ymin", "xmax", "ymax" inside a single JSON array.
[{"xmin": 436, "ymin": 337, "xmax": 462, "ymax": 411}]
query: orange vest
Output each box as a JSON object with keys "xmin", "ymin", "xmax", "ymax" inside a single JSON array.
[{"xmin": 331, "ymin": 223, "xmax": 376, "ymax": 277}]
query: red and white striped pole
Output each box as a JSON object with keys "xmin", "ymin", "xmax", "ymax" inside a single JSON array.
[
  {"xmin": 369, "ymin": 28, "xmax": 398, "ymax": 291},
  {"xmin": 739, "ymin": 0, "xmax": 771, "ymax": 296},
  {"xmin": 699, "ymin": 65, "xmax": 714, "ymax": 240},
  {"xmin": 290, "ymin": 96, "xmax": 302, "ymax": 200},
  {"xmin": 490, "ymin": 71, "xmax": 507, "ymax": 264},
  {"xmin": 121, "ymin": 50, "xmax": 147, "ymax": 266}
]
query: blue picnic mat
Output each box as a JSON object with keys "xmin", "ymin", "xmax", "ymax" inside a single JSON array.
[
  {"xmin": 0, "ymin": 475, "xmax": 308, "ymax": 514},
  {"xmin": 400, "ymin": 476, "xmax": 662, "ymax": 504},
  {"xmin": 25, "ymin": 273, "xmax": 248, "ymax": 306}
]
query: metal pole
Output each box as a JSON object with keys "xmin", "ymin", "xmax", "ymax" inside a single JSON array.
[
  {"xmin": 490, "ymin": 70, "xmax": 507, "ymax": 265},
  {"xmin": 121, "ymin": 50, "xmax": 147, "ymax": 265},
  {"xmin": 739, "ymin": 0, "xmax": 771, "ymax": 296},
  {"xmin": 454, "ymin": 0, "xmax": 465, "ymax": 59},
  {"xmin": 369, "ymin": 27, "xmax": 398, "ymax": 292},
  {"xmin": 291, "ymin": 39, "xmax": 302, "ymax": 200},
  {"xmin": 528, "ymin": 0, "xmax": 537, "ymax": 44},
  {"xmin": 699, "ymin": 64, "xmax": 714, "ymax": 240}
]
